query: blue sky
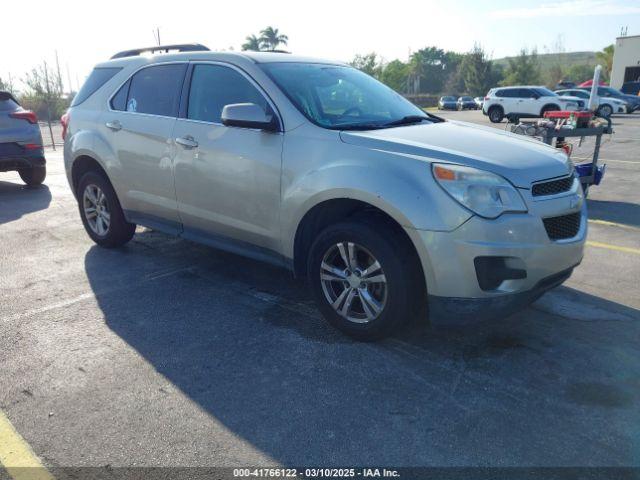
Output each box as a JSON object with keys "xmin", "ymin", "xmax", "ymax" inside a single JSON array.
[{"xmin": 1, "ymin": 0, "xmax": 638, "ymax": 91}]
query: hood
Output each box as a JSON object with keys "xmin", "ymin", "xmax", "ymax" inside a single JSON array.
[
  {"xmin": 339, "ymin": 120, "xmax": 572, "ymax": 188},
  {"xmin": 621, "ymin": 94, "xmax": 640, "ymax": 105}
]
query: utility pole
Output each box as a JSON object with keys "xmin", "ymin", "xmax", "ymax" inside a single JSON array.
[
  {"xmin": 43, "ymin": 61, "xmax": 56, "ymax": 151},
  {"xmin": 153, "ymin": 27, "xmax": 161, "ymax": 46}
]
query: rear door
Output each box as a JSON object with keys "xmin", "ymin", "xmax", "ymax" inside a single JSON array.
[
  {"xmin": 99, "ymin": 63, "xmax": 187, "ymax": 231},
  {"xmin": 517, "ymin": 88, "xmax": 540, "ymax": 115},
  {"xmin": 495, "ymin": 88, "xmax": 518, "ymax": 113}
]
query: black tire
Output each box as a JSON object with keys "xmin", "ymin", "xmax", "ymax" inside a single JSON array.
[
  {"xmin": 307, "ymin": 219, "xmax": 421, "ymax": 341},
  {"xmin": 488, "ymin": 106, "xmax": 504, "ymax": 123},
  {"xmin": 18, "ymin": 166, "xmax": 46, "ymax": 187},
  {"xmin": 597, "ymin": 104, "xmax": 613, "ymax": 118},
  {"xmin": 540, "ymin": 104, "xmax": 560, "ymax": 117},
  {"xmin": 77, "ymin": 171, "xmax": 135, "ymax": 248}
]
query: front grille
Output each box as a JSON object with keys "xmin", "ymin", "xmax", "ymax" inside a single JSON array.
[
  {"xmin": 543, "ymin": 212, "xmax": 581, "ymax": 240},
  {"xmin": 532, "ymin": 176, "xmax": 574, "ymax": 197}
]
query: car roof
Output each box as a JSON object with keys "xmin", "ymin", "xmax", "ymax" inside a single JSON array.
[{"xmin": 95, "ymin": 50, "xmax": 346, "ymax": 69}]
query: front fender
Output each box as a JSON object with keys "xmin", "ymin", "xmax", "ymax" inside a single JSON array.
[{"xmin": 280, "ymin": 146, "xmax": 472, "ymax": 259}]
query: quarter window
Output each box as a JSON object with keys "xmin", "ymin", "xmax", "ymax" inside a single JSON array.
[
  {"xmin": 187, "ymin": 64, "xmax": 269, "ymax": 123},
  {"xmin": 110, "ymin": 79, "xmax": 130, "ymax": 111},
  {"xmin": 126, "ymin": 64, "xmax": 186, "ymax": 117}
]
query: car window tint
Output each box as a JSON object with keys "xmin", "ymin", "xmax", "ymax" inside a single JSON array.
[
  {"xmin": 126, "ymin": 64, "xmax": 186, "ymax": 117},
  {"xmin": 110, "ymin": 79, "xmax": 130, "ymax": 111},
  {"xmin": 496, "ymin": 89, "xmax": 517, "ymax": 98},
  {"xmin": 72, "ymin": 67, "xmax": 122, "ymax": 107},
  {"xmin": 187, "ymin": 64, "xmax": 268, "ymax": 123}
]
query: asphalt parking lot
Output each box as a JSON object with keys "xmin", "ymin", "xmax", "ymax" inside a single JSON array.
[{"xmin": 1, "ymin": 110, "xmax": 639, "ymax": 476}]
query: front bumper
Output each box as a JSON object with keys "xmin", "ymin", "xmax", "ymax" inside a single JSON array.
[{"xmin": 405, "ymin": 180, "xmax": 586, "ymax": 324}]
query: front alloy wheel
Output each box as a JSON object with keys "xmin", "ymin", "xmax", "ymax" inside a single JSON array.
[
  {"xmin": 320, "ymin": 242, "xmax": 387, "ymax": 323},
  {"xmin": 83, "ymin": 184, "xmax": 111, "ymax": 236},
  {"xmin": 308, "ymin": 220, "xmax": 420, "ymax": 340}
]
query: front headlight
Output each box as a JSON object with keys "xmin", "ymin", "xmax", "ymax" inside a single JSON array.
[{"xmin": 432, "ymin": 164, "xmax": 527, "ymax": 219}]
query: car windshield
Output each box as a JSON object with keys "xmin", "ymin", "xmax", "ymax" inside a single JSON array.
[
  {"xmin": 460, "ymin": 96, "xmax": 473, "ymax": 101},
  {"xmin": 260, "ymin": 63, "xmax": 430, "ymax": 130},
  {"xmin": 534, "ymin": 88, "xmax": 557, "ymax": 97},
  {"xmin": 442, "ymin": 96, "xmax": 456, "ymax": 101}
]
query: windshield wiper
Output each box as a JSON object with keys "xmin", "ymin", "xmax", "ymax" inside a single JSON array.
[
  {"xmin": 331, "ymin": 123, "xmax": 386, "ymax": 131},
  {"xmin": 381, "ymin": 115, "xmax": 432, "ymax": 127}
]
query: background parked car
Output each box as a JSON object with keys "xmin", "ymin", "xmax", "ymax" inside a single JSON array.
[
  {"xmin": 438, "ymin": 96, "xmax": 457, "ymax": 110},
  {"xmin": 474, "ymin": 96, "xmax": 483, "ymax": 109},
  {"xmin": 621, "ymin": 81, "xmax": 640, "ymax": 96},
  {"xmin": 457, "ymin": 96, "xmax": 477, "ymax": 110},
  {"xmin": 482, "ymin": 86, "xmax": 579, "ymax": 123},
  {"xmin": 578, "ymin": 86, "xmax": 640, "ymax": 113},
  {"xmin": 0, "ymin": 91, "xmax": 46, "ymax": 186},
  {"xmin": 555, "ymin": 80, "xmax": 577, "ymax": 89},
  {"xmin": 555, "ymin": 88, "xmax": 627, "ymax": 118}
]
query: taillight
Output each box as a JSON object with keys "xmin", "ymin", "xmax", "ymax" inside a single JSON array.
[
  {"xmin": 484, "ymin": 96, "xmax": 489, "ymax": 101},
  {"xmin": 61, "ymin": 112, "xmax": 70, "ymax": 140},
  {"xmin": 10, "ymin": 110, "xmax": 38, "ymax": 124}
]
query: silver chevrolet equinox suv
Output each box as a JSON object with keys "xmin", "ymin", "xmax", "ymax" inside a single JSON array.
[{"xmin": 64, "ymin": 44, "xmax": 586, "ymax": 340}]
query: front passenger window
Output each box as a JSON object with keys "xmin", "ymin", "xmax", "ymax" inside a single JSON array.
[{"xmin": 187, "ymin": 64, "xmax": 269, "ymax": 124}]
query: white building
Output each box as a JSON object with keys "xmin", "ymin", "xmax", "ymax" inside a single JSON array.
[{"xmin": 610, "ymin": 35, "xmax": 640, "ymax": 89}]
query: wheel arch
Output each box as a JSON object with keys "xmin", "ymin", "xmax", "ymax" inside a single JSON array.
[
  {"xmin": 291, "ymin": 197, "xmax": 424, "ymax": 284},
  {"xmin": 70, "ymin": 155, "xmax": 112, "ymax": 198}
]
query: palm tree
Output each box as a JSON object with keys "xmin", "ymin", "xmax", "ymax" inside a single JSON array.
[
  {"xmin": 260, "ymin": 27, "xmax": 288, "ymax": 51},
  {"xmin": 596, "ymin": 44, "xmax": 615, "ymax": 78},
  {"xmin": 242, "ymin": 34, "xmax": 263, "ymax": 52}
]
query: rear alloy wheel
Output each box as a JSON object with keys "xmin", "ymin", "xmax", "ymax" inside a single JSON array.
[
  {"xmin": 18, "ymin": 166, "xmax": 46, "ymax": 187},
  {"xmin": 78, "ymin": 171, "xmax": 135, "ymax": 247},
  {"xmin": 308, "ymin": 220, "xmax": 418, "ymax": 340},
  {"xmin": 488, "ymin": 106, "xmax": 504, "ymax": 123},
  {"xmin": 597, "ymin": 104, "xmax": 613, "ymax": 118}
]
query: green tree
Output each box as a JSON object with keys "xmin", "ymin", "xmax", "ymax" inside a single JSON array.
[
  {"xmin": 566, "ymin": 64, "xmax": 596, "ymax": 84},
  {"xmin": 242, "ymin": 34, "xmax": 263, "ymax": 52},
  {"xmin": 456, "ymin": 44, "xmax": 500, "ymax": 95},
  {"xmin": 349, "ymin": 53, "xmax": 383, "ymax": 78},
  {"xmin": 379, "ymin": 59, "xmax": 409, "ymax": 92},
  {"xmin": 0, "ymin": 75, "xmax": 16, "ymax": 94},
  {"xmin": 501, "ymin": 48, "xmax": 541, "ymax": 86},
  {"xmin": 596, "ymin": 44, "xmax": 614, "ymax": 78},
  {"xmin": 260, "ymin": 27, "xmax": 288, "ymax": 51},
  {"xmin": 407, "ymin": 47, "xmax": 462, "ymax": 94}
]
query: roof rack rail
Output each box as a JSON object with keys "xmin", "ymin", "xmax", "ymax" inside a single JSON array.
[{"xmin": 110, "ymin": 43, "xmax": 210, "ymax": 59}]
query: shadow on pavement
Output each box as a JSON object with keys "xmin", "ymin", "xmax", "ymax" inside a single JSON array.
[
  {"xmin": 0, "ymin": 180, "xmax": 51, "ymax": 225},
  {"xmin": 83, "ymin": 230, "xmax": 640, "ymax": 465},
  {"xmin": 587, "ymin": 198, "xmax": 640, "ymax": 228}
]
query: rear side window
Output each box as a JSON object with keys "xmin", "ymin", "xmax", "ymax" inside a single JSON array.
[
  {"xmin": 495, "ymin": 89, "xmax": 517, "ymax": 98},
  {"xmin": 126, "ymin": 64, "xmax": 186, "ymax": 117},
  {"xmin": 110, "ymin": 79, "xmax": 130, "ymax": 111},
  {"xmin": 187, "ymin": 64, "xmax": 268, "ymax": 123},
  {"xmin": 0, "ymin": 92, "xmax": 19, "ymax": 111},
  {"xmin": 71, "ymin": 67, "xmax": 122, "ymax": 107}
]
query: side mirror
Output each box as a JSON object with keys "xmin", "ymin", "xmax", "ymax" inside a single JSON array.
[{"xmin": 221, "ymin": 103, "xmax": 278, "ymax": 132}]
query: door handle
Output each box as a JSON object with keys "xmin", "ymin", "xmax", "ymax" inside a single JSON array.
[
  {"xmin": 175, "ymin": 135, "xmax": 198, "ymax": 149},
  {"xmin": 105, "ymin": 120, "xmax": 122, "ymax": 131}
]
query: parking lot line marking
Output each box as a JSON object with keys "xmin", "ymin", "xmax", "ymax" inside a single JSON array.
[
  {"xmin": 588, "ymin": 219, "xmax": 640, "ymax": 231},
  {"xmin": 587, "ymin": 241, "xmax": 640, "ymax": 255},
  {"xmin": 0, "ymin": 410, "xmax": 55, "ymax": 480},
  {"xmin": 599, "ymin": 158, "xmax": 639, "ymax": 165}
]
